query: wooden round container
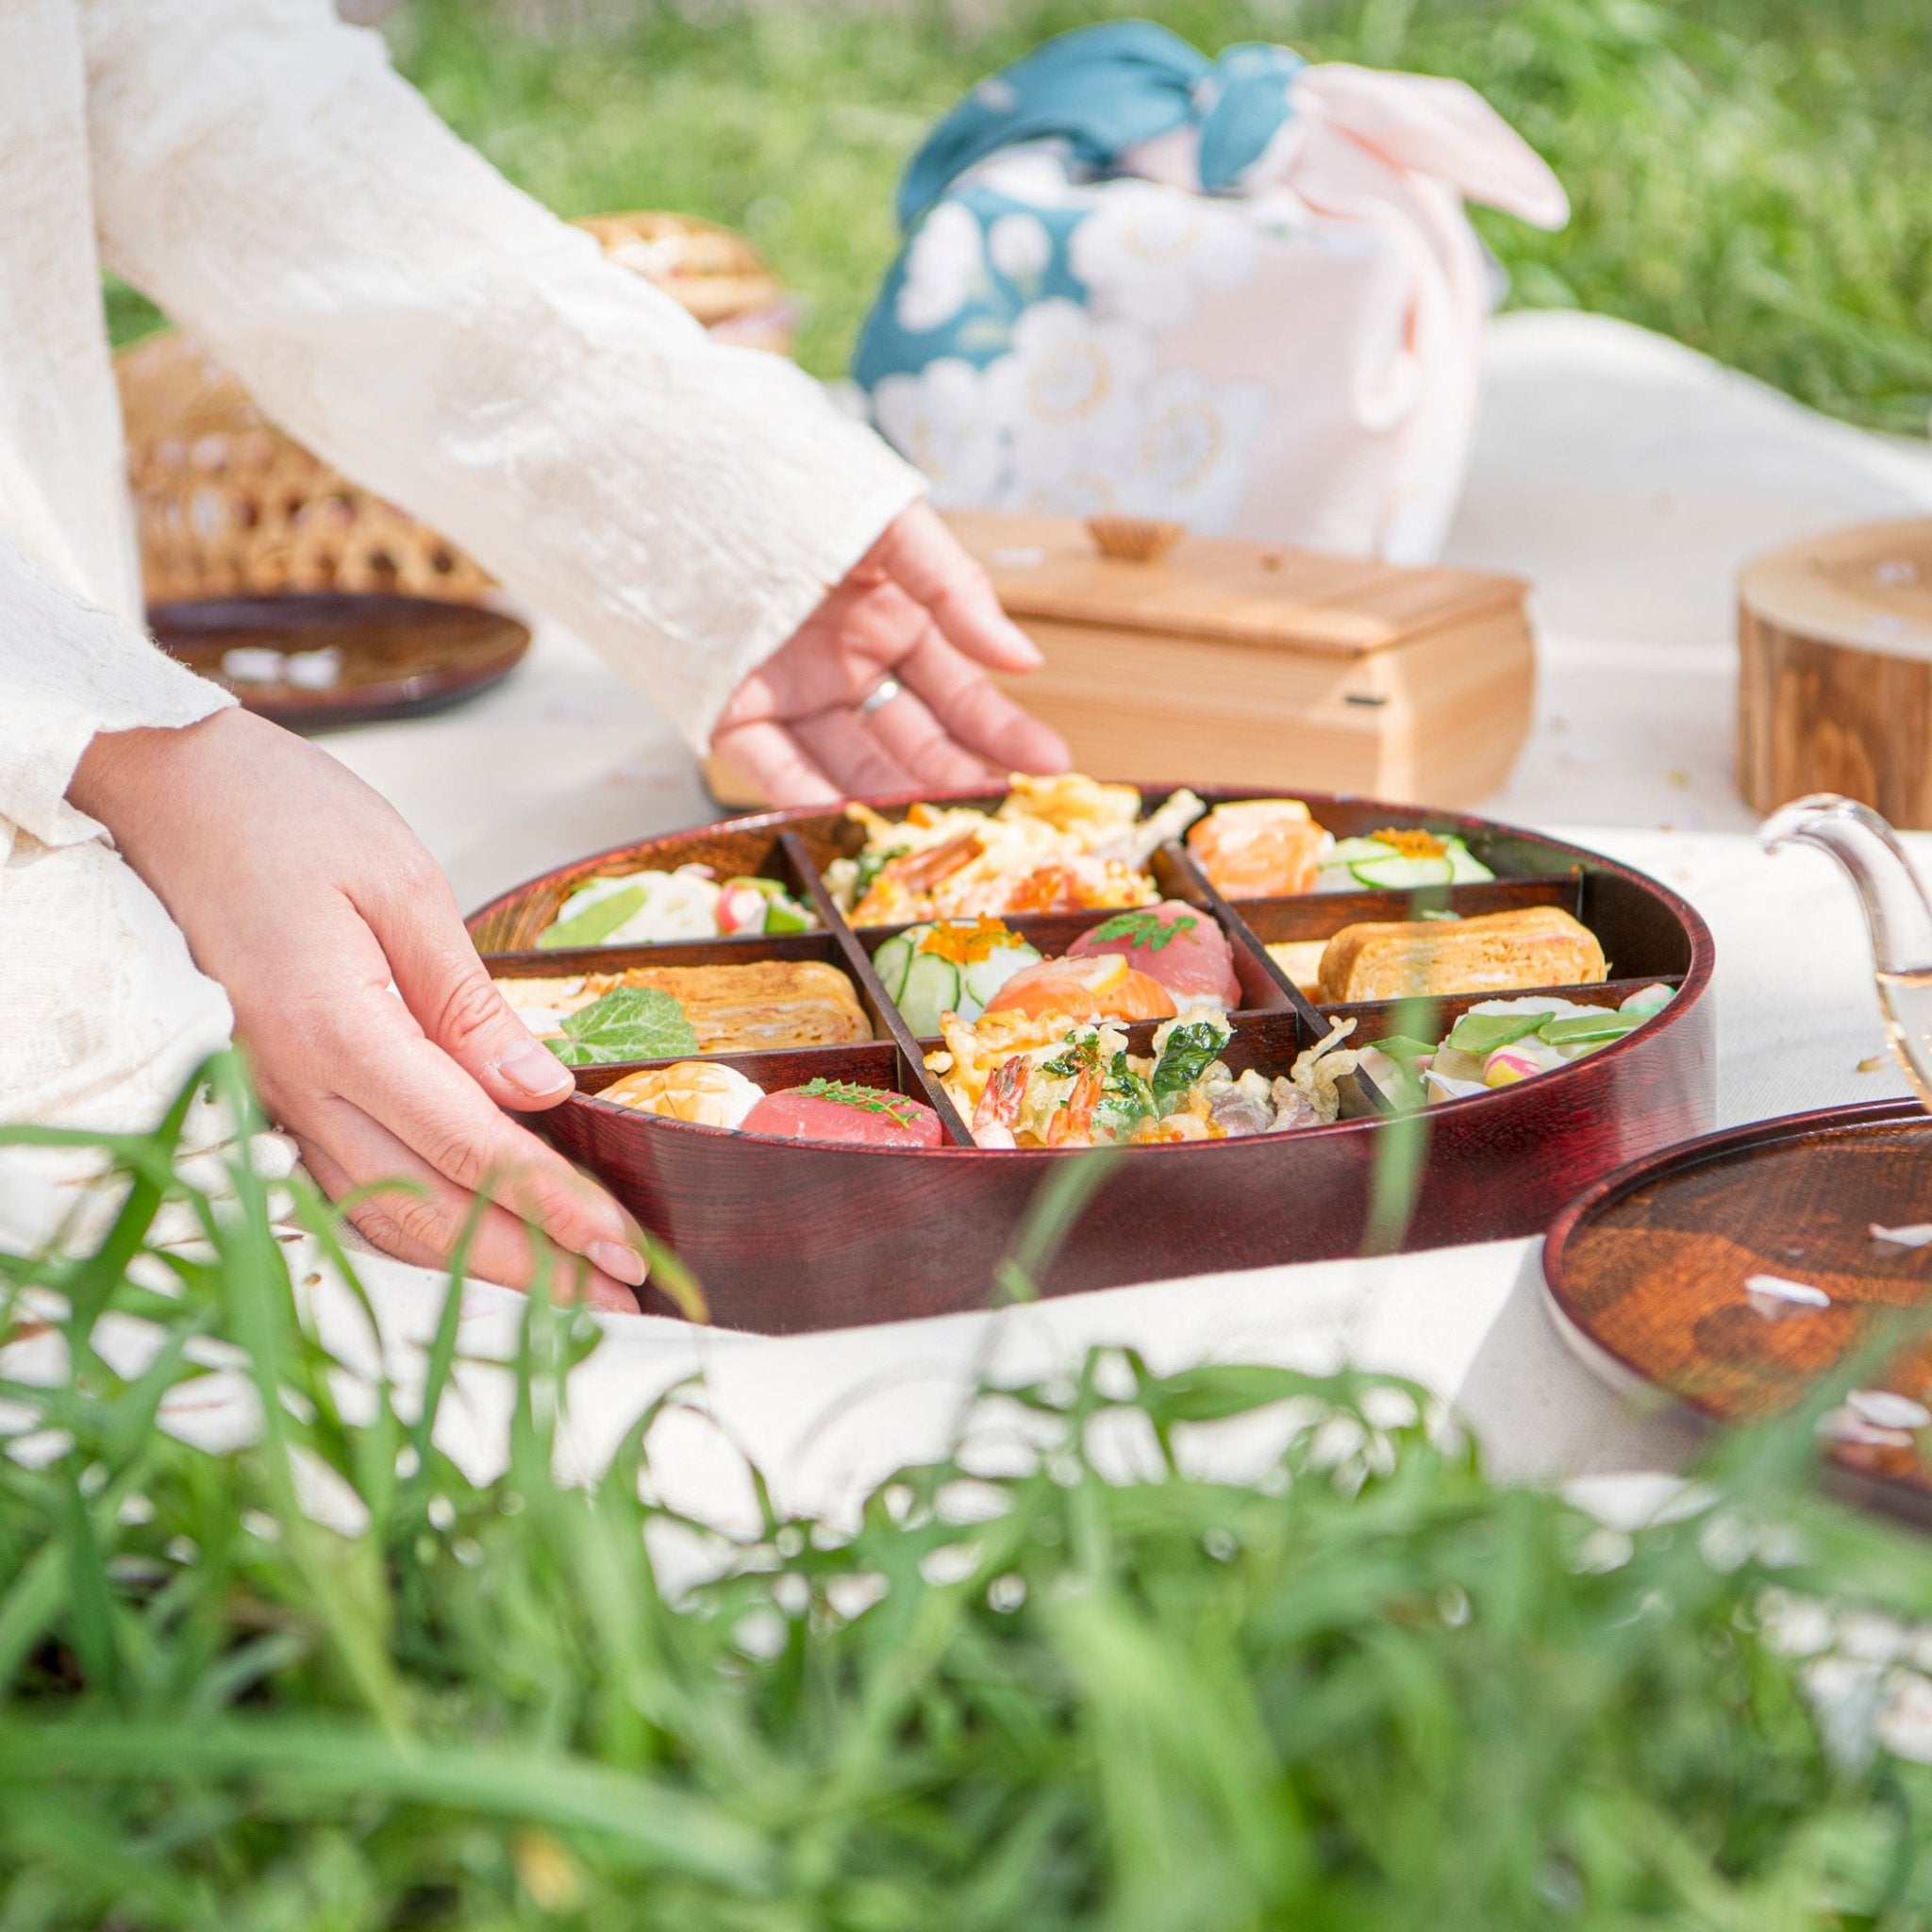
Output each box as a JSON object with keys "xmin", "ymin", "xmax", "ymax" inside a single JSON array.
[
  {"xmin": 468, "ymin": 787, "xmax": 1716, "ymax": 1334},
  {"xmin": 475, "ymin": 784, "xmax": 1715, "ymax": 1329},
  {"xmin": 1739, "ymin": 516, "xmax": 1932, "ymax": 826},
  {"xmin": 1544, "ymin": 1099, "xmax": 1932, "ymax": 1528}
]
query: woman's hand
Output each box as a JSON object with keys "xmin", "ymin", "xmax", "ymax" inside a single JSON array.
[
  {"xmin": 70, "ymin": 708, "xmax": 645, "ymax": 1311},
  {"xmin": 710, "ymin": 502, "xmax": 1071, "ymax": 804}
]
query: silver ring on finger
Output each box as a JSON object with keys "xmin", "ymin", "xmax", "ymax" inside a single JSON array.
[{"xmin": 854, "ymin": 675, "xmax": 902, "ymax": 718}]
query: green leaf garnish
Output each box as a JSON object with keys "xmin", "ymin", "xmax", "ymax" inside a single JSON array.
[
  {"xmin": 795, "ymin": 1077, "xmax": 924, "ymax": 1127},
  {"xmin": 1090, "ymin": 909, "xmax": 1199, "ymax": 952},
  {"xmin": 1093, "ymin": 1052, "xmax": 1157, "ymax": 1140},
  {"xmin": 538, "ymin": 883, "xmax": 646, "ymax": 950},
  {"xmin": 543, "ymin": 986, "xmax": 699, "ymax": 1065},
  {"xmin": 1041, "ymin": 1033, "xmax": 1105, "ymax": 1079},
  {"xmin": 1152, "ymin": 1019, "xmax": 1231, "ymax": 1116}
]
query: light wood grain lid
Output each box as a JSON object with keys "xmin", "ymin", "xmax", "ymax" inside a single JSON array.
[
  {"xmin": 1739, "ymin": 516, "xmax": 1932, "ymax": 664},
  {"xmin": 946, "ymin": 510, "xmax": 1527, "ymax": 657}
]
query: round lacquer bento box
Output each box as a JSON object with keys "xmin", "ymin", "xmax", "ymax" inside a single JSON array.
[{"xmin": 466, "ymin": 787, "xmax": 1715, "ymax": 1333}]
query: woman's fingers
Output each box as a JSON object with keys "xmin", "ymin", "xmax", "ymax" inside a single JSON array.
[
  {"xmin": 713, "ymin": 576, "xmax": 921, "ymax": 727},
  {"xmin": 874, "ymin": 503, "xmax": 1045, "ymax": 673},
  {"xmin": 300, "ymin": 1120, "xmax": 641, "ymax": 1313},
  {"xmin": 347, "ymin": 1041, "xmax": 644, "ymax": 1283},
  {"xmin": 897, "ymin": 619, "xmax": 1072, "ymax": 775},
  {"xmin": 365, "ymin": 865, "xmax": 576, "ymax": 1112},
  {"xmin": 711, "ymin": 719, "xmax": 840, "ymax": 807},
  {"xmin": 858, "ymin": 682, "xmax": 997, "ymax": 788},
  {"xmin": 708, "ymin": 506, "xmax": 1070, "ymax": 803},
  {"xmin": 789, "ymin": 708, "xmax": 921, "ymax": 797}
]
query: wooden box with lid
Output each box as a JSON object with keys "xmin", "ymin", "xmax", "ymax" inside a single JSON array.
[{"xmin": 705, "ymin": 509, "xmax": 1535, "ymax": 808}]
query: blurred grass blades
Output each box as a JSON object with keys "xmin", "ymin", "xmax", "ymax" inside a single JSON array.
[
  {"xmin": 9, "ymin": 1052, "xmax": 1932, "ymax": 1919},
  {"xmin": 307, "ymin": 0, "xmax": 1926, "ymax": 437}
]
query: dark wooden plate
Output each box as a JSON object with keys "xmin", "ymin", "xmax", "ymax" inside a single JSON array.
[
  {"xmin": 1544, "ymin": 1101, "xmax": 1932, "ymax": 1525},
  {"xmin": 150, "ymin": 593, "xmax": 531, "ymax": 729},
  {"xmin": 467, "ymin": 786, "xmax": 1717, "ymax": 1334}
]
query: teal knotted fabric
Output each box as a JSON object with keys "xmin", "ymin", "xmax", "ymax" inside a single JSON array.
[
  {"xmin": 893, "ymin": 22, "xmax": 1306, "ymax": 227},
  {"xmin": 856, "ymin": 22, "xmax": 1306, "ymax": 394}
]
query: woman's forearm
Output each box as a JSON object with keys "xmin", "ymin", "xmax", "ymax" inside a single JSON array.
[{"xmin": 79, "ymin": 0, "xmax": 923, "ymax": 754}]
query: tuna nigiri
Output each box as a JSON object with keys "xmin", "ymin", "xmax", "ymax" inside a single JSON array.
[
  {"xmin": 741, "ymin": 1079, "xmax": 943, "ymax": 1148},
  {"xmin": 979, "ymin": 952, "xmax": 1177, "ymax": 1024},
  {"xmin": 1186, "ymin": 800, "xmax": 1328, "ymax": 899},
  {"xmin": 1066, "ymin": 902, "xmax": 1241, "ymax": 1008}
]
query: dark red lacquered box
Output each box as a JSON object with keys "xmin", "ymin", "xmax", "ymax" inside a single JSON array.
[{"xmin": 467, "ymin": 788, "xmax": 1715, "ymax": 1333}]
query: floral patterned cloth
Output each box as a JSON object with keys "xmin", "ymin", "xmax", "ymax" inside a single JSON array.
[{"xmin": 855, "ymin": 23, "xmax": 1567, "ymax": 562}]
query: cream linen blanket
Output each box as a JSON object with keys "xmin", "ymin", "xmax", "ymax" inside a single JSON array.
[{"xmin": 0, "ymin": 0, "xmax": 921, "ymax": 1226}]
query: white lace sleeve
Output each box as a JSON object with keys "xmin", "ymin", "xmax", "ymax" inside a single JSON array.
[
  {"xmin": 0, "ymin": 529, "xmax": 232, "ymax": 862},
  {"xmin": 78, "ymin": 0, "xmax": 925, "ymax": 753}
]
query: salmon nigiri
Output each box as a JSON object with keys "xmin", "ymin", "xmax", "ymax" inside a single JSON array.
[
  {"xmin": 1186, "ymin": 800, "xmax": 1327, "ymax": 899},
  {"xmin": 980, "ymin": 953, "xmax": 1176, "ymax": 1024},
  {"xmin": 1067, "ymin": 902, "xmax": 1242, "ymax": 1008}
]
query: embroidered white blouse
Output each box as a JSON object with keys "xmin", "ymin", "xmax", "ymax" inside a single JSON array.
[
  {"xmin": 0, "ymin": 0, "xmax": 923, "ymax": 864},
  {"xmin": 0, "ymin": 0, "xmax": 922, "ymax": 1167}
]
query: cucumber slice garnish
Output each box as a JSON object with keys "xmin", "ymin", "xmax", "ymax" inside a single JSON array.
[
  {"xmin": 1325, "ymin": 837, "xmax": 1397, "ymax": 867},
  {"xmin": 959, "ymin": 942, "xmax": 1041, "ymax": 1014},
  {"xmin": 897, "ymin": 952, "xmax": 961, "ymax": 1037},
  {"xmin": 1350, "ymin": 855, "xmax": 1456, "ymax": 890},
  {"xmin": 1444, "ymin": 841, "xmax": 1495, "ymax": 883},
  {"xmin": 537, "ymin": 883, "xmax": 645, "ymax": 949},
  {"xmin": 871, "ymin": 934, "xmax": 914, "ymax": 999}
]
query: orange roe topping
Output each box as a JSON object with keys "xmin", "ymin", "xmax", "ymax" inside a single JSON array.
[
  {"xmin": 917, "ymin": 916, "xmax": 1018, "ymax": 964},
  {"xmin": 1369, "ymin": 826, "xmax": 1447, "ymax": 859}
]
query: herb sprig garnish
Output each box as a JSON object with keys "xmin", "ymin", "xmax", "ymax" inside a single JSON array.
[
  {"xmin": 1090, "ymin": 908, "xmax": 1198, "ymax": 952},
  {"xmin": 796, "ymin": 1077, "xmax": 923, "ymax": 1126}
]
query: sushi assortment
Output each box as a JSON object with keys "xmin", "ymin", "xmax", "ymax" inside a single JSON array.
[
  {"xmin": 1065, "ymin": 903, "xmax": 1243, "ymax": 1008},
  {"xmin": 871, "ymin": 902, "xmax": 1243, "ymax": 1040},
  {"xmin": 537, "ymin": 863, "xmax": 815, "ymax": 948},
  {"xmin": 497, "ymin": 960, "xmax": 871, "ymax": 1062},
  {"xmin": 1186, "ymin": 799, "xmax": 1329, "ymax": 898},
  {"xmin": 927, "ymin": 1008, "xmax": 1361, "ymax": 1150},
  {"xmin": 1182, "ymin": 801, "xmax": 1495, "ymax": 901},
  {"xmin": 869, "ymin": 918, "xmax": 1043, "ymax": 1036},
  {"xmin": 1357, "ymin": 985, "xmax": 1676, "ymax": 1108},
  {"xmin": 603, "ymin": 1065, "xmax": 942, "ymax": 1148},
  {"xmin": 482, "ymin": 779, "xmax": 1685, "ymax": 1161},
  {"xmin": 1312, "ymin": 826, "xmax": 1493, "ymax": 894},
  {"xmin": 825, "ymin": 774, "xmax": 1206, "ymax": 925}
]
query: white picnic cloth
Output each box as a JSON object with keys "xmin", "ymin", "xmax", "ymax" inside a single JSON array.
[
  {"xmin": 16, "ymin": 309, "xmax": 1932, "ymax": 1520},
  {"xmin": 274, "ymin": 308, "xmax": 1932, "ymax": 1516}
]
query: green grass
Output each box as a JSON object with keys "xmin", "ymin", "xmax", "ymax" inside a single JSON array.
[
  {"xmin": 361, "ymin": 0, "xmax": 1932, "ymax": 433},
  {"xmin": 11, "ymin": 1056, "xmax": 1932, "ymax": 1924}
]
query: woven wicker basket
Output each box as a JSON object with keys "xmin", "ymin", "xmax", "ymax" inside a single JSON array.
[{"xmin": 119, "ymin": 211, "xmax": 794, "ymax": 606}]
